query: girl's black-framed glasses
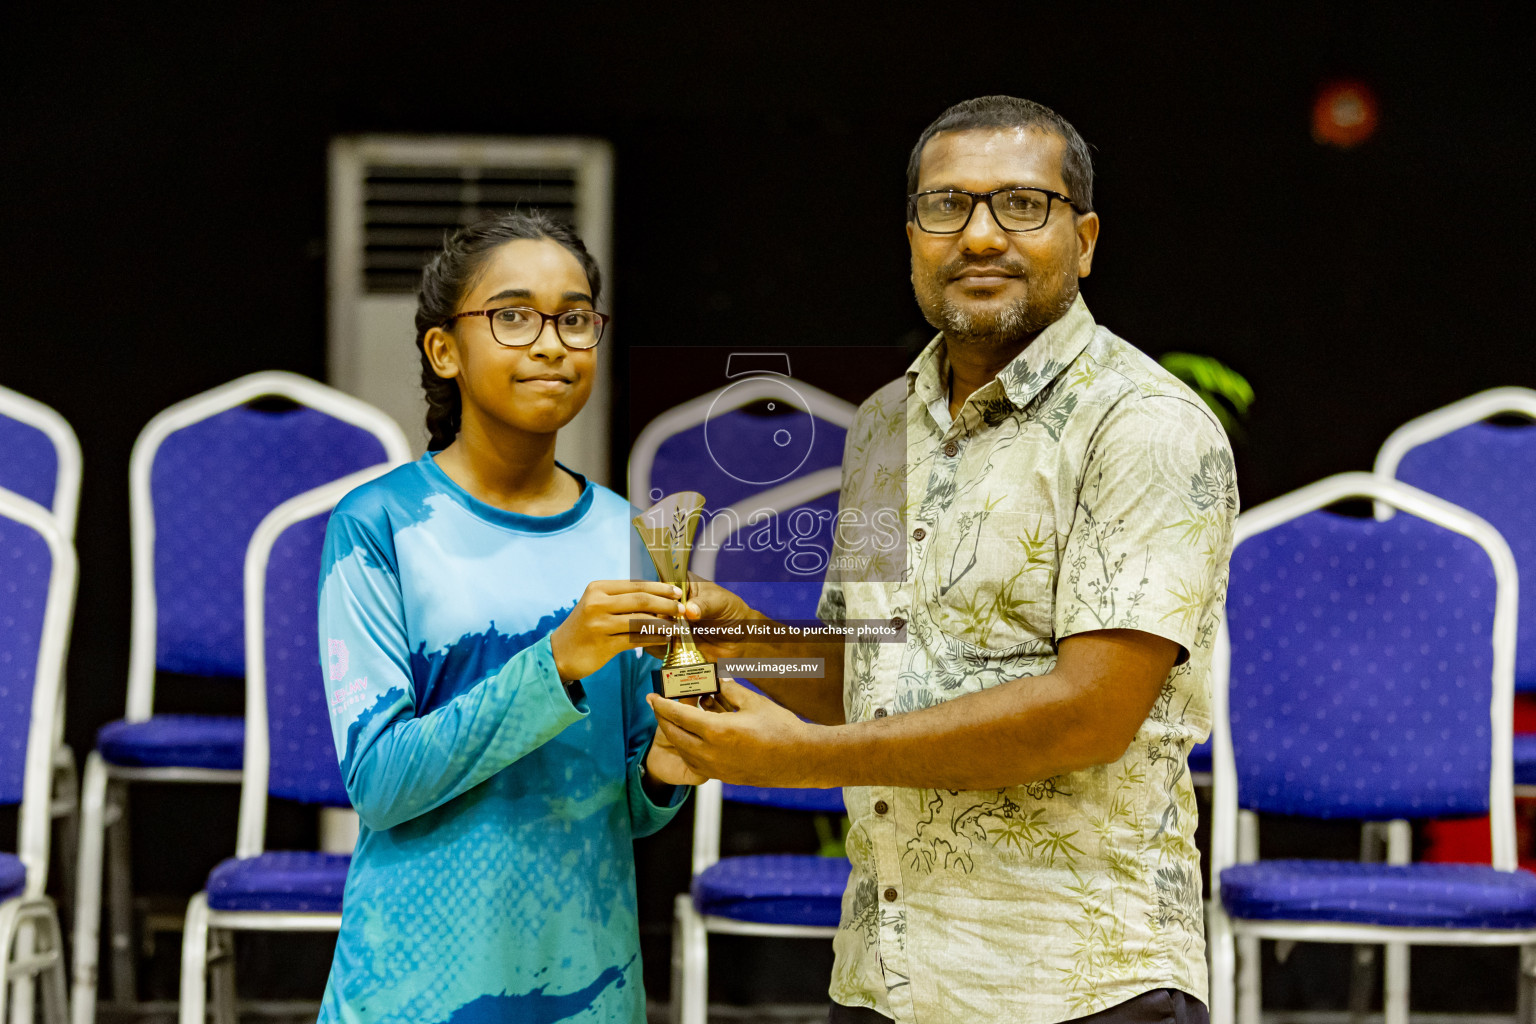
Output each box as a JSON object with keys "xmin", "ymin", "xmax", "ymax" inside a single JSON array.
[
  {"xmin": 444, "ymin": 306, "xmax": 609, "ymax": 350},
  {"xmin": 908, "ymin": 186, "xmax": 1078, "ymax": 234}
]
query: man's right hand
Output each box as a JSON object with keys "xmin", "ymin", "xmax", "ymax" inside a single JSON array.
[
  {"xmin": 550, "ymin": 580, "xmax": 687, "ymax": 682},
  {"xmin": 669, "ymin": 575, "xmax": 847, "ymax": 727},
  {"xmin": 679, "ymin": 575, "xmax": 759, "ymax": 662}
]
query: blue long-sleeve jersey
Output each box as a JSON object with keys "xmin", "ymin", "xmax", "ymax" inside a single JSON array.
[{"xmin": 317, "ymin": 453, "xmax": 685, "ymax": 1024}]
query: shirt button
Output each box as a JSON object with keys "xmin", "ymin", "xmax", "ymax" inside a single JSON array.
[
  {"xmin": 874, "ymin": 800, "xmax": 889, "ymax": 815},
  {"xmin": 912, "ymin": 527, "xmax": 926, "ymax": 541},
  {"xmin": 944, "ymin": 441, "xmax": 959, "ymax": 458},
  {"xmin": 873, "ymin": 707, "xmax": 888, "ymax": 719},
  {"xmin": 883, "ymin": 887, "xmax": 898, "ymax": 902}
]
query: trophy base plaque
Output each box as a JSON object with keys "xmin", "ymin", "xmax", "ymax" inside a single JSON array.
[{"xmin": 653, "ymin": 662, "xmax": 721, "ymax": 700}]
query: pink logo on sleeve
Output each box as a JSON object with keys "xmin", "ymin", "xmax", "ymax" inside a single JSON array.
[{"xmin": 328, "ymin": 638, "xmax": 349, "ymax": 681}]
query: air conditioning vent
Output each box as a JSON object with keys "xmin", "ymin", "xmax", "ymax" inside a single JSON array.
[{"xmin": 362, "ymin": 166, "xmax": 580, "ymax": 293}]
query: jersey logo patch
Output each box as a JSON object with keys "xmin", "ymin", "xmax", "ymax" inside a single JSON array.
[{"xmin": 328, "ymin": 638, "xmax": 349, "ymax": 681}]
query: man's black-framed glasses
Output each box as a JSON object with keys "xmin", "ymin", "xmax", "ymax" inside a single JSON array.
[
  {"xmin": 444, "ymin": 306, "xmax": 609, "ymax": 350},
  {"xmin": 908, "ymin": 186, "xmax": 1078, "ymax": 234}
]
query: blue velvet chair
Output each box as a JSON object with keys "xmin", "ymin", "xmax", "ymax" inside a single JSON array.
[
  {"xmin": 672, "ymin": 778, "xmax": 848, "ymax": 1024},
  {"xmin": 1207, "ymin": 472, "xmax": 1531, "ymax": 1024},
  {"xmin": 0, "ymin": 385, "xmax": 84, "ymax": 924},
  {"xmin": 71, "ymin": 372, "xmax": 409, "ymax": 1023},
  {"xmin": 1377, "ymin": 387, "xmax": 1536, "ymax": 791},
  {"xmin": 178, "ymin": 467, "xmax": 388, "ymax": 1024},
  {"xmin": 0, "ymin": 488, "xmax": 77, "ymax": 1023}
]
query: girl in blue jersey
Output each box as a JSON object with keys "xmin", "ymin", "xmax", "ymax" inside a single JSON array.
[{"xmin": 317, "ymin": 211, "xmax": 700, "ymax": 1024}]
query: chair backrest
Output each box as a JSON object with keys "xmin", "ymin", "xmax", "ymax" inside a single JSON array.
[
  {"xmin": 1211, "ymin": 473, "xmax": 1519, "ymax": 883},
  {"xmin": 692, "ymin": 467, "xmax": 843, "ymax": 624},
  {"xmin": 125, "ymin": 371, "xmax": 412, "ymax": 721},
  {"xmin": 236, "ymin": 465, "xmax": 392, "ymax": 858},
  {"xmin": 0, "ymin": 385, "xmax": 82, "ymax": 539},
  {"xmin": 628, "ymin": 374, "xmax": 854, "ymax": 512},
  {"xmin": 0, "ymin": 490, "xmax": 76, "ymax": 895},
  {"xmin": 1376, "ymin": 387, "xmax": 1536, "ymax": 690}
]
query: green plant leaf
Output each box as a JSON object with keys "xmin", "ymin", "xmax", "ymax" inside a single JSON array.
[
  {"xmin": 1158, "ymin": 352, "xmax": 1254, "ymax": 441},
  {"xmin": 814, "ymin": 813, "xmax": 850, "ymax": 859}
]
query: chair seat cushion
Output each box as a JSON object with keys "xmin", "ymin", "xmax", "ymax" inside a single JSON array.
[
  {"xmin": 692, "ymin": 854, "xmax": 849, "ymax": 927},
  {"xmin": 0, "ymin": 854, "xmax": 24, "ymax": 901},
  {"xmin": 97, "ymin": 715, "xmax": 244, "ymax": 771},
  {"xmin": 1221, "ymin": 859, "xmax": 1536, "ymax": 929},
  {"xmin": 721, "ymin": 785, "xmax": 845, "ymax": 814},
  {"xmin": 206, "ymin": 851, "xmax": 350, "ymax": 913},
  {"xmin": 1513, "ymin": 734, "xmax": 1536, "ymax": 787}
]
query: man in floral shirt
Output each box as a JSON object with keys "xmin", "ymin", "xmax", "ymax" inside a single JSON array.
[{"xmin": 650, "ymin": 95, "xmax": 1238, "ymax": 1024}]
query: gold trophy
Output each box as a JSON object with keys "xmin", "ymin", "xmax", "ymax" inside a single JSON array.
[{"xmin": 633, "ymin": 491, "xmax": 721, "ymax": 699}]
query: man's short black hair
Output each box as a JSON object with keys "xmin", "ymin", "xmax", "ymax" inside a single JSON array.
[{"xmin": 906, "ymin": 96, "xmax": 1094, "ymax": 214}]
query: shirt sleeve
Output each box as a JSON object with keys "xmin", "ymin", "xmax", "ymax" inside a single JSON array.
[
  {"xmin": 620, "ymin": 648, "xmax": 689, "ymax": 837},
  {"xmin": 1054, "ymin": 395, "xmax": 1239, "ymax": 660},
  {"xmin": 816, "ymin": 578, "xmax": 847, "ymax": 628},
  {"xmin": 319, "ymin": 511, "xmax": 586, "ymax": 832}
]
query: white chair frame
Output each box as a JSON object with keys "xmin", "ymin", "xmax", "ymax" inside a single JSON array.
[
  {"xmin": 627, "ymin": 373, "xmax": 855, "ymax": 505},
  {"xmin": 1375, "ymin": 386, "xmax": 1536, "ymax": 796},
  {"xmin": 671, "ymin": 780, "xmax": 841, "ymax": 1024},
  {"xmin": 0, "ymin": 387, "xmax": 84, "ymax": 932},
  {"xmin": 674, "ymin": 469, "xmax": 846, "ymax": 1024},
  {"xmin": 72, "ymin": 372, "xmax": 410, "ymax": 1024},
  {"xmin": 0, "ymin": 385, "xmax": 82, "ymax": 541},
  {"xmin": 0, "ymin": 489, "xmax": 78, "ymax": 1024},
  {"xmin": 1374, "ymin": 386, "xmax": 1536, "ymax": 497},
  {"xmin": 1208, "ymin": 472, "xmax": 1527, "ymax": 1024},
  {"xmin": 179, "ymin": 465, "xmax": 389, "ymax": 1024}
]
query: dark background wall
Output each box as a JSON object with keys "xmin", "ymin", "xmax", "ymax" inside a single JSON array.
[{"xmin": 2, "ymin": 1, "xmax": 1533, "ymax": 1008}]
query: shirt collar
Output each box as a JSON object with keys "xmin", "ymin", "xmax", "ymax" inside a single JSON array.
[{"xmin": 906, "ymin": 293, "xmax": 1097, "ymax": 418}]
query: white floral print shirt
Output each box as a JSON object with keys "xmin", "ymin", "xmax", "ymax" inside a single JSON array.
[{"xmin": 818, "ymin": 295, "xmax": 1238, "ymax": 1023}]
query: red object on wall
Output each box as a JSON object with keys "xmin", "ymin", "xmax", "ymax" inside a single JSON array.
[
  {"xmin": 1312, "ymin": 80, "xmax": 1380, "ymax": 148},
  {"xmin": 1422, "ymin": 695, "xmax": 1536, "ymax": 868}
]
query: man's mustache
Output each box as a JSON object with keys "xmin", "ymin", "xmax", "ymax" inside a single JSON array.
[{"xmin": 937, "ymin": 255, "xmax": 1030, "ymax": 280}]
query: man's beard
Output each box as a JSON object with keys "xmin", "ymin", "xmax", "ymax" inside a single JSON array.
[{"xmin": 915, "ymin": 259, "xmax": 1078, "ymax": 350}]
